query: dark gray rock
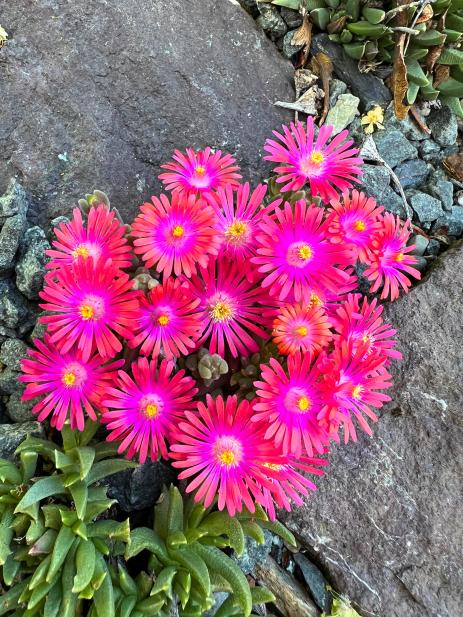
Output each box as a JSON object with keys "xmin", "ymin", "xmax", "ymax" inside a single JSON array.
[
  {"xmin": 256, "ymin": 3, "xmax": 288, "ymax": 41},
  {"xmin": 30, "ymin": 317, "xmax": 48, "ymax": 342},
  {"xmin": 383, "ymin": 105, "xmax": 429, "ymax": 141},
  {"xmin": 0, "ymin": 338, "xmax": 27, "ymax": 371},
  {"xmin": 282, "ymin": 243, "xmax": 463, "ymax": 617},
  {"xmin": 1, "ymin": 0, "xmax": 293, "ymax": 225},
  {"xmin": 294, "ymin": 553, "xmax": 332, "ymax": 613},
  {"xmin": 233, "ymin": 529, "xmax": 273, "ymax": 576},
  {"xmin": 394, "ymin": 159, "xmax": 429, "ymax": 190},
  {"xmin": 434, "ymin": 206, "xmax": 463, "ymax": 236},
  {"xmin": 373, "ymin": 131, "xmax": 418, "ymax": 169},
  {"xmin": 282, "ymin": 29, "xmax": 304, "ymax": 59},
  {"xmin": 0, "ymin": 368, "xmax": 21, "ymax": 396},
  {"xmin": 0, "ymin": 178, "xmax": 28, "ymax": 224},
  {"xmin": 419, "ymin": 139, "xmax": 442, "ymax": 162},
  {"xmin": 0, "ymin": 422, "xmax": 44, "ymax": 460},
  {"xmin": 15, "ymin": 226, "xmax": 50, "ymax": 300},
  {"xmin": 6, "ymin": 391, "xmax": 36, "ymax": 423},
  {"xmin": 105, "ymin": 460, "xmax": 177, "ymax": 512},
  {"xmin": 0, "ymin": 280, "xmax": 35, "ymax": 335},
  {"xmin": 238, "ymin": 0, "xmax": 259, "ymax": 18},
  {"xmin": 410, "ymin": 234, "xmax": 429, "ymax": 256},
  {"xmin": 379, "ymin": 186, "xmax": 406, "ymax": 218},
  {"xmin": 427, "ymin": 105, "xmax": 458, "ymax": 147},
  {"xmin": 0, "ymin": 215, "xmax": 28, "ymax": 276},
  {"xmin": 428, "ymin": 178, "xmax": 454, "ymax": 212},
  {"xmin": 280, "ymin": 6, "xmax": 303, "ymax": 28},
  {"xmin": 311, "ymin": 34, "xmax": 391, "ymax": 109},
  {"xmin": 426, "ymin": 239, "xmax": 441, "ymax": 256},
  {"xmin": 357, "ymin": 164, "xmax": 390, "ymax": 198},
  {"xmin": 329, "ymin": 79, "xmax": 348, "ymax": 108},
  {"xmin": 410, "ymin": 192, "xmax": 444, "ymax": 222}
]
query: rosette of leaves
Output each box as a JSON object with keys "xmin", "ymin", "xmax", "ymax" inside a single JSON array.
[
  {"xmin": 271, "ymin": 0, "xmax": 463, "ymax": 115},
  {"xmin": 124, "ymin": 485, "xmax": 295, "ymax": 617},
  {"xmin": 184, "ymin": 348, "xmax": 229, "ymax": 388},
  {"xmin": 0, "ymin": 423, "xmax": 137, "ymax": 617},
  {"xmin": 230, "ymin": 342, "xmax": 284, "ymax": 401}
]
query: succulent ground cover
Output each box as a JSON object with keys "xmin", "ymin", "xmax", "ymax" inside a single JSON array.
[{"xmin": 0, "ymin": 117, "xmax": 423, "ymax": 616}]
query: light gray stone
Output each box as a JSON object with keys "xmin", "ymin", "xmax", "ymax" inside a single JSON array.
[
  {"xmin": 6, "ymin": 392, "xmax": 36, "ymax": 423},
  {"xmin": 428, "ymin": 179, "xmax": 454, "ymax": 212},
  {"xmin": 325, "ymin": 93, "xmax": 359, "ymax": 136},
  {"xmin": 427, "ymin": 105, "xmax": 458, "ymax": 147},
  {"xmin": 410, "ymin": 192, "xmax": 444, "ymax": 223},
  {"xmin": 15, "ymin": 226, "xmax": 50, "ymax": 300},
  {"xmin": 434, "ymin": 206, "xmax": 463, "ymax": 236},
  {"xmin": 0, "ymin": 339, "xmax": 28, "ymax": 371},
  {"xmin": 282, "ymin": 29, "xmax": 304, "ymax": 59},
  {"xmin": 373, "ymin": 130, "xmax": 418, "ymax": 169},
  {"xmin": 0, "ymin": 422, "xmax": 44, "ymax": 460},
  {"xmin": 282, "ymin": 243, "xmax": 463, "ymax": 617},
  {"xmin": 394, "ymin": 159, "xmax": 429, "ymax": 190}
]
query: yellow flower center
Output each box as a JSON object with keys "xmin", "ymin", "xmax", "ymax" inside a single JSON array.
[
  {"xmin": 310, "ymin": 151, "xmax": 325, "ymax": 165},
  {"xmin": 79, "ymin": 304, "xmax": 94, "ymax": 320},
  {"xmin": 263, "ymin": 462, "xmax": 283, "ymax": 472},
  {"xmin": 297, "ymin": 396, "xmax": 311, "ymax": 412},
  {"xmin": 352, "ymin": 385, "xmax": 363, "ymax": 399},
  {"xmin": 62, "ymin": 371, "xmax": 76, "ymax": 386},
  {"xmin": 172, "ymin": 225, "xmax": 184, "ymax": 238},
  {"xmin": 219, "ymin": 450, "xmax": 235, "ymax": 466},
  {"xmin": 144, "ymin": 403, "xmax": 159, "ymax": 418},
  {"xmin": 295, "ymin": 325, "xmax": 308, "ymax": 337},
  {"xmin": 394, "ymin": 252, "xmax": 404, "ymax": 262},
  {"xmin": 353, "ymin": 220, "xmax": 366, "ymax": 232},
  {"xmin": 225, "ymin": 220, "xmax": 248, "ymax": 239},
  {"xmin": 298, "ymin": 244, "xmax": 313, "ymax": 261},
  {"xmin": 210, "ymin": 301, "xmax": 233, "ymax": 322},
  {"xmin": 157, "ymin": 314, "xmax": 169, "ymax": 326},
  {"xmin": 362, "ymin": 334, "xmax": 371, "ymax": 344},
  {"xmin": 73, "ymin": 244, "xmax": 90, "ymax": 258},
  {"xmin": 307, "ymin": 293, "xmax": 322, "ymax": 308},
  {"xmin": 195, "ymin": 165, "xmax": 206, "ymax": 175}
]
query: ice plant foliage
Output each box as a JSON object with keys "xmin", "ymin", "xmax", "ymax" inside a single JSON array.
[{"xmin": 22, "ymin": 127, "xmax": 420, "ymax": 522}]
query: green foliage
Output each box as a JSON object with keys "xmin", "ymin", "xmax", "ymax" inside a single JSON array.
[
  {"xmin": 272, "ymin": 0, "xmax": 463, "ymax": 114},
  {"xmin": 123, "ymin": 485, "xmax": 292, "ymax": 617},
  {"xmin": 0, "ymin": 423, "xmax": 136, "ymax": 616}
]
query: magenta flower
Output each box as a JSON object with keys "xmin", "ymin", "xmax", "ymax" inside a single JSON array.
[
  {"xmin": 333, "ymin": 293, "xmax": 402, "ymax": 362},
  {"xmin": 131, "ymin": 192, "xmax": 220, "ymax": 278},
  {"xmin": 20, "ymin": 336, "xmax": 123, "ymax": 431},
  {"xmin": 186, "ymin": 257, "xmax": 271, "ymax": 358},
  {"xmin": 319, "ymin": 341, "xmax": 392, "ymax": 443},
  {"xmin": 264, "ymin": 117, "xmax": 363, "ymax": 200},
  {"xmin": 363, "ymin": 214, "xmax": 421, "ymax": 300},
  {"xmin": 130, "ymin": 277, "xmax": 203, "ymax": 360},
  {"xmin": 102, "ymin": 357, "xmax": 198, "ymax": 463},
  {"xmin": 260, "ymin": 454, "xmax": 328, "ymax": 521},
  {"xmin": 205, "ymin": 183, "xmax": 279, "ymax": 274},
  {"xmin": 252, "ymin": 200, "xmax": 354, "ymax": 302},
  {"xmin": 39, "ymin": 258, "xmax": 140, "ymax": 362},
  {"xmin": 170, "ymin": 395, "xmax": 282, "ymax": 517},
  {"xmin": 328, "ymin": 190, "xmax": 384, "ymax": 263},
  {"xmin": 159, "ymin": 147, "xmax": 241, "ymax": 196},
  {"xmin": 46, "ymin": 205, "xmax": 132, "ymax": 271},
  {"xmin": 271, "ymin": 302, "xmax": 332, "ymax": 357},
  {"xmin": 253, "ymin": 353, "xmax": 329, "ymax": 457}
]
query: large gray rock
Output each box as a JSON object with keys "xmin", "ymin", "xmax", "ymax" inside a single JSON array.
[
  {"xmin": 0, "ymin": 0, "xmax": 293, "ymax": 225},
  {"xmin": 0, "ymin": 422, "xmax": 45, "ymax": 460},
  {"xmin": 15, "ymin": 226, "xmax": 50, "ymax": 300},
  {"xmin": 282, "ymin": 244, "xmax": 463, "ymax": 617}
]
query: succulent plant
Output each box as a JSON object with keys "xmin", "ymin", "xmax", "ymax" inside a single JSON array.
[
  {"xmin": 124, "ymin": 485, "xmax": 295, "ymax": 617},
  {"xmin": 185, "ymin": 348, "xmax": 229, "ymax": 387},
  {"xmin": 0, "ymin": 422, "xmax": 137, "ymax": 616},
  {"xmin": 230, "ymin": 343, "xmax": 284, "ymax": 401},
  {"xmin": 271, "ymin": 0, "xmax": 463, "ymax": 115}
]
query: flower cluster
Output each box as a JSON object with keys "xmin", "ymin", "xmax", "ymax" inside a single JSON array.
[{"xmin": 21, "ymin": 117, "xmax": 420, "ymax": 519}]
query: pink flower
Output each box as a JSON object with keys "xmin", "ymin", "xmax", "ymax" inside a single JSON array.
[
  {"xmin": 170, "ymin": 395, "xmax": 282, "ymax": 517},
  {"xmin": 319, "ymin": 341, "xmax": 392, "ymax": 443},
  {"xmin": 130, "ymin": 277, "xmax": 203, "ymax": 360},
  {"xmin": 271, "ymin": 302, "xmax": 332, "ymax": 357},
  {"xmin": 131, "ymin": 192, "xmax": 220, "ymax": 278},
  {"xmin": 46, "ymin": 205, "xmax": 132, "ymax": 271},
  {"xmin": 102, "ymin": 357, "xmax": 197, "ymax": 463},
  {"xmin": 186, "ymin": 258, "xmax": 271, "ymax": 358},
  {"xmin": 363, "ymin": 214, "xmax": 421, "ymax": 300},
  {"xmin": 264, "ymin": 117, "xmax": 363, "ymax": 200},
  {"xmin": 328, "ymin": 190, "xmax": 384, "ymax": 262},
  {"xmin": 252, "ymin": 200, "xmax": 354, "ymax": 302},
  {"xmin": 20, "ymin": 335, "xmax": 123, "ymax": 431},
  {"xmin": 253, "ymin": 353, "xmax": 329, "ymax": 457},
  {"xmin": 333, "ymin": 293, "xmax": 402, "ymax": 362},
  {"xmin": 159, "ymin": 147, "xmax": 241, "ymax": 196},
  {"xmin": 39, "ymin": 258, "xmax": 140, "ymax": 362},
  {"xmin": 205, "ymin": 183, "xmax": 279, "ymax": 274},
  {"xmin": 260, "ymin": 454, "xmax": 328, "ymax": 521}
]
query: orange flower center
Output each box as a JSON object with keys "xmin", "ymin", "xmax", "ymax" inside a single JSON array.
[
  {"xmin": 62, "ymin": 371, "xmax": 76, "ymax": 386},
  {"xmin": 353, "ymin": 220, "xmax": 366, "ymax": 232},
  {"xmin": 172, "ymin": 225, "xmax": 184, "ymax": 238},
  {"xmin": 73, "ymin": 244, "xmax": 90, "ymax": 258},
  {"xmin": 394, "ymin": 252, "xmax": 404, "ymax": 262},
  {"xmin": 195, "ymin": 165, "xmax": 206, "ymax": 175},
  {"xmin": 297, "ymin": 395, "xmax": 311, "ymax": 412},
  {"xmin": 157, "ymin": 314, "xmax": 169, "ymax": 326},
  {"xmin": 144, "ymin": 403, "xmax": 159, "ymax": 418},
  {"xmin": 295, "ymin": 325, "xmax": 308, "ymax": 337},
  {"xmin": 352, "ymin": 385, "xmax": 363, "ymax": 399}
]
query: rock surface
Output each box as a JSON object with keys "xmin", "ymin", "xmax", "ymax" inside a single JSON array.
[
  {"xmin": 282, "ymin": 243, "xmax": 463, "ymax": 617},
  {"xmin": 0, "ymin": 0, "xmax": 292, "ymax": 225},
  {"xmin": 0, "ymin": 422, "xmax": 45, "ymax": 459}
]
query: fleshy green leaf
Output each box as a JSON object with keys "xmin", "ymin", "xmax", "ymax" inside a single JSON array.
[
  {"xmin": 125, "ymin": 527, "xmax": 169, "ymax": 562},
  {"xmin": 69, "ymin": 480, "xmax": 88, "ymax": 520},
  {"xmin": 0, "ymin": 579, "xmax": 28, "ymax": 615},
  {"xmin": 0, "ymin": 458, "xmax": 21, "ymax": 484},
  {"xmin": 170, "ymin": 545, "xmax": 211, "ymax": 598},
  {"xmin": 76, "ymin": 446, "xmax": 95, "ymax": 480},
  {"xmin": 15, "ymin": 476, "xmax": 65, "ymax": 517},
  {"xmin": 93, "ymin": 556, "xmax": 115, "ymax": 617},
  {"xmin": 260, "ymin": 519, "xmax": 297, "ymax": 547},
  {"xmin": 200, "ymin": 511, "xmax": 246, "ymax": 556},
  {"xmin": 87, "ymin": 459, "xmax": 138, "ymax": 485},
  {"xmin": 46, "ymin": 526, "xmax": 76, "ymax": 583},
  {"xmin": 193, "ymin": 543, "xmax": 252, "ymax": 616}
]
